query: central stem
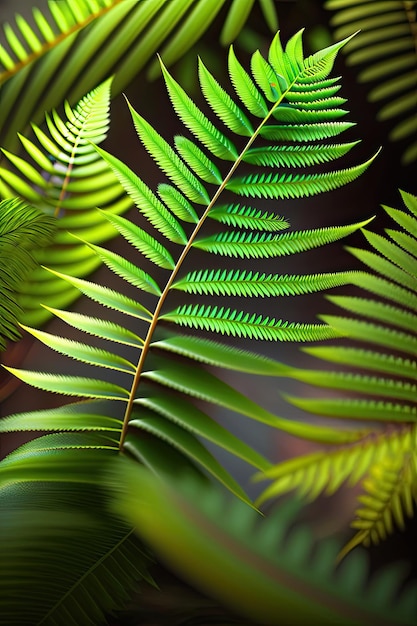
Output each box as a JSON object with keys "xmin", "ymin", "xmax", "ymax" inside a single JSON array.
[{"xmin": 118, "ymin": 87, "xmax": 290, "ymax": 449}]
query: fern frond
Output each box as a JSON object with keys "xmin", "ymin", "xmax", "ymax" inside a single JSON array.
[
  {"xmin": 161, "ymin": 304, "xmax": 339, "ymax": 342},
  {"xmin": 325, "ymin": 0, "xmax": 417, "ymax": 163},
  {"xmin": 0, "ymin": 78, "xmax": 131, "ymax": 326},
  {"xmin": 208, "ymin": 203, "xmax": 289, "ymax": 231},
  {"xmin": 173, "ymin": 269, "xmax": 355, "ymax": 298},
  {"xmin": 114, "ymin": 463, "xmax": 417, "ymax": 626},
  {"xmin": 0, "ymin": 198, "xmax": 55, "ymax": 349},
  {"xmin": 1, "ymin": 31, "xmax": 379, "ymax": 621},
  {"xmin": 0, "ymin": 0, "xmax": 278, "ymax": 153},
  {"xmin": 338, "ymin": 450, "xmax": 417, "ymax": 560},
  {"xmin": 257, "ymin": 190, "xmax": 417, "ymax": 553},
  {"xmin": 255, "ymin": 426, "xmax": 416, "ymax": 506}
]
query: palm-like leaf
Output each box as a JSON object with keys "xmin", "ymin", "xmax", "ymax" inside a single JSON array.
[
  {"xmin": 0, "ymin": 77, "xmax": 131, "ymax": 326},
  {"xmin": 0, "ymin": 198, "xmax": 55, "ymax": 348},
  {"xmin": 325, "ymin": 0, "xmax": 417, "ymax": 163},
  {"xmin": 0, "ymin": 0, "xmax": 278, "ymax": 153},
  {"xmin": 1, "ymin": 31, "xmax": 376, "ymax": 623},
  {"xmin": 257, "ymin": 189, "xmax": 417, "ymax": 557}
]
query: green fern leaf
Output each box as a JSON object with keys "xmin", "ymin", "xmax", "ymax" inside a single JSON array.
[
  {"xmin": 208, "ymin": 203, "xmax": 289, "ymax": 231},
  {"xmin": 173, "ymin": 269, "xmax": 354, "ymax": 298},
  {"xmin": 0, "ymin": 78, "xmax": 131, "ymax": 325},
  {"xmin": 339, "ymin": 452, "xmax": 417, "ymax": 560},
  {"xmin": 0, "ymin": 198, "xmax": 55, "ymax": 349},
  {"xmin": 256, "ymin": 191, "xmax": 417, "ymax": 551},
  {"xmin": 1, "ymin": 33, "xmax": 380, "ymax": 619},
  {"xmin": 227, "ymin": 157, "xmax": 377, "ymax": 199},
  {"xmin": 325, "ymin": 0, "xmax": 417, "ymax": 163},
  {"xmin": 161, "ymin": 304, "xmax": 339, "ymax": 342}
]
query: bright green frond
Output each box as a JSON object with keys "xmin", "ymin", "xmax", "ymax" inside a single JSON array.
[
  {"xmin": 127, "ymin": 99, "xmax": 210, "ymax": 205},
  {"xmin": 94, "ymin": 146, "xmax": 187, "ymax": 244},
  {"xmin": 20, "ymin": 325, "xmax": 136, "ymax": 375},
  {"xmin": 228, "ymin": 45, "xmax": 269, "ymax": 117},
  {"xmin": 174, "ymin": 136, "xmax": 223, "ymax": 184},
  {"xmin": 42, "ymin": 306, "xmax": 144, "ymax": 347},
  {"xmin": 44, "ymin": 268, "xmax": 152, "ymax": 320},
  {"xmin": 227, "ymin": 156, "xmax": 377, "ymax": 200},
  {"xmin": 160, "ymin": 59, "xmax": 239, "ymax": 160},
  {"xmin": 161, "ymin": 304, "xmax": 339, "ymax": 342},
  {"xmin": 97, "ymin": 211, "xmax": 175, "ymax": 270},
  {"xmin": 3, "ymin": 367, "xmax": 129, "ymax": 400},
  {"xmin": 80, "ymin": 241, "xmax": 162, "ymax": 295},
  {"xmin": 208, "ymin": 203, "xmax": 289, "ymax": 231},
  {"xmin": 260, "ymin": 121, "xmax": 355, "ymax": 141},
  {"xmin": 173, "ymin": 269, "xmax": 354, "ymax": 298},
  {"xmin": 198, "ymin": 58, "xmax": 254, "ymax": 136},
  {"xmin": 157, "ymin": 183, "xmax": 199, "ymax": 223},
  {"xmin": 243, "ymin": 142, "xmax": 359, "ymax": 168},
  {"xmin": 150, "ymin": 333, "xmax": 289, "ymax": 376}
]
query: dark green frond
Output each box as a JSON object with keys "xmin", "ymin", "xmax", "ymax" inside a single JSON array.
[
  {"xmin": 325, "ymin": 0, "xmax": 417, "ymax": 163},
  {"xmin": 0, "ymin": 198, "xmax": 55, "ymax": 349}
]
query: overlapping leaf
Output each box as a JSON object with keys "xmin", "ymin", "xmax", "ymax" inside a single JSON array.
[
  {"xmin": 0, "ymin": 77, "xmax": 131, "ymax": 326},
  {"xmin": 325, "ymin": 0, "xmax": 417, "ymax": 163},
  {"xmin": 0, "ymin": 0, "xmax": 279, "ymax": 153},
  {"xmin": 257, "ymin": 190, "xmax": 417, "ymax": 557},
  {"xmin": 0, "ymin": 198, "xmax": 55, "ymax": 348}
]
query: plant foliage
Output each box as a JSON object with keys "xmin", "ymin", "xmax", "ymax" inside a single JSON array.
[
  {"xmin": 325, "ymin": 0, "xmax": 417, "ymax": 164},
  {"xmin": 0, "ymin": 198, "xmax": 55, "ymax": 348},
  {"xmin": 0, "ymin": 30, "xmax": 378, "ymax": 623},
  {"xmin": 0, "ymin": 77, "xmax": 132, "ymax": 327},
  {"xmin": 114, "ymin": 460, "xmax": 417, "ymax": 625},
  {"xmin": 256, "ymin": 190, "xmax": 417, "ymax": 558},
  {"xmin": 0, "ymin": 0, "xmax": 278, "ymax": 153}
]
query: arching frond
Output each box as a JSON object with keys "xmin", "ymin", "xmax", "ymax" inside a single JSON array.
[
  {"xmin": 0, "ymin": 78, "xmax": 130, "ymax": 326},
  {"xmin": 0, "ymin": 198, "xmax": 55, "ymax": 349},
  {"xmin": 0, "ymin": 0, "xmax": 279, "ymax": 153},
  {"xmin": 257, "ymin": 189, "xmax": 417, "ymax": 556},
  {"xmin": 114, "ymin": 462, "xmax": 417, "ymax": 626},
  {"xmin": 325, "ymin": 0, "xmax": 417, "ymax": 163},
  {"xmin": 1, "ymin": 30, "xmax": 377, "ymax": 622}
]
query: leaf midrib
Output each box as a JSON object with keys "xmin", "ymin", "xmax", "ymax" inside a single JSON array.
[{"xmin": 119, "ymin": 75, "xmax": 297, "ymax": 448}]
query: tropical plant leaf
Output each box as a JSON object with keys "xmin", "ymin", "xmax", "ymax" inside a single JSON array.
[
  {"xmin": 0, "ymin": 0, "xmax": 279, "ymax": 153},
  {"xmin": 113, "ymin": 461, "xmax": 417, "ymax": 626},
  {"xmin": 257, "ymin": 189, "xmax": 417, "ymax": 556},
  {"xmin": 0, "ymin": 30, "xmax": 378, "ymax": 622},
  {"xmin": 0, "ymin": 460, "xmax": 153, "ymax": 626},
  {"xmin": 0, "ymin": 197, "xmax": 55, "ymax": 349},
  {"xmin": 0, "ymin": 77, "xmax": 131, "ymax": 326},
  {"xmin": 325, "ymin": 0, "xmax": 417, "ymax": 163}
]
